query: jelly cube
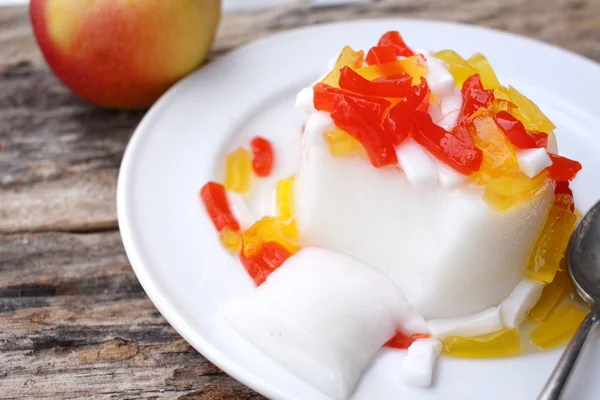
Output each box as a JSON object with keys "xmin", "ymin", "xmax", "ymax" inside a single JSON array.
[
  {"xmin": 356, "ymin": 55, "xmax": 427, "ymax": 85},
  {"xmin": 466, "ymin": 53, "xmax": 501, "ymax": 90},
  {"xmin": 490, "ymin": 98, "xmax": 518, "ymax": 115},
  {"xmin": 528, "ymin": 267, "xmax": 570, "ymax": 323},
  {"xmin": 443, "ymin": 329, "xmax": 521, "ymax": 358},
  {"xmin": 276, "ymin": 176, "xmax": 298, "ymax": 238},
  {"xmin": 530, "ymin": 303, "xmax": 587, "ymax": 349},
  {"xmin": 224, "ymin": 147, "xmax": 252, "ymax": 194},
  {"xmin": 468, "ymin": 112, "xmax": 548, "ymax": 210},
  {"xmin": 219, "ymin": 228, "xmax": 242, "ymax": 253},
  {"xmin": 433, "ymin": 49, "xmax": 467, "ymax": 65},
  {"xmin": 507, "ymin": 86, "xmax": 556, "ymax": 133},
  {"xmin": 242, "ymin": 217, "xmax": 299, "ymax": 258},
  {"xmin": 240, "ymin": 240, "xmax": 293, "ymax": 286},
  {"xmin": 321, "ymin": 46, "xmax": 364, "ymax": 87},
  {"xmin": 494, "ymin": 86, "xmax": 512, "ymax": 102},
  {"xmin": 200, "ymin": 182, "xmax": 240, "ymax": 232},
  {"xmin": 433, "ymin": 49, "xmax": 477, "ymax": 87},
  {"xmin": 324, "ymin": 127, "xmax": 365, "ymax": 157},
  {"xmin": 527, "ymin": 194, "xmax": 577, "ymax": 283},
  {"xmin": 250, "ymin": 136, "xmax": 275, "ymax": 177},
  {"xmin": 385, "ymin": 332, "xmax": 431, "ymax": 349}
]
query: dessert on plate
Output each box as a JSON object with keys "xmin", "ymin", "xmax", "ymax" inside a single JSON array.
[{"xmin": 199, "ymin": 30, "xmax": 585, "ymax": 399}]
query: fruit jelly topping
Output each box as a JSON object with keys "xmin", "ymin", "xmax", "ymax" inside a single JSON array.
[
  {"xmin": 385, "ymin": 332, "xmax": 431, "ymax": 350},
  {"xmin": 527, "ymin": 194, "xmax": 577, "ymax": 283},
  {"xmin": 250, "ymin": 136, "xmax": 275, "ymax": 177},
  {"xmin": 224, "ymin": 147, "xmax": 252, "ymax": 194},
  {"xmin": 275, "ymin": 176, "xmax": 298, "ymax": 238},
  {"xmin": 314, "ymin": 31, "xmax": 581, "ymax": 209},
  {"xmin": 200, "ymin": 182, "xmax": 240, "ymax": 232},
  {"xmin": 530, "ymin": 303, "xmax": 588, "ymax": 350},
  {"xmin": 443, "ymin": 329, "xmax": 520, "ymax": 358}
]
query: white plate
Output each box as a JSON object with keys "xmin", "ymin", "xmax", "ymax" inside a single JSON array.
[{"xmin": 117, "ymin": 19, "xmax": 600, "ymax": 400}]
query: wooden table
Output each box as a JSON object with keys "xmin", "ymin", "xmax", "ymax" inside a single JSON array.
[{"xmin": 1, "ymin": 1, "xmax": 599, "ymax": 399}]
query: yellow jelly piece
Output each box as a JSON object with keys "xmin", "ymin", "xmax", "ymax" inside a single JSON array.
[
  {"xmin": 482, "ymin": 172, "xmax": 549, "ymax": 211},
  {"xmin": 507, "ymin": 86, "xmax": 556, "ymax": 133},
  {"xmin": 494, "ymin": 86, "xmax": 512, "ymax": 102},
  {"xmin": 489, "ymin": 98, "xmax": 518, "ymax": 115},
  {"xmin": 433, "ymin": 49, "xmax": 477, "ymax": 87},
  {"xmin": 219, "ymin": 228, "xmax": 242, "ymax": 253},
  {"xmin": 527, "ymin": 194, "xmax": 577, "ymax": 283},
  {"xmin": 530, "ymin": 303, "xmax": 587, "ymax": 349},
  {"xmin": 434, "ymin": 49, "xmax": 467, "ymax": 65},
  {"xmin": 356, "ymin": 55, "xmax": 427, "ymax": 85},
  {"xmin": 276, "ymin": 176, "xmax": 298, "ymax": 238},
  {"xmin": 468, "ymin": 113, "xmax": 548, "ymax": 210},
  {"xmin": 528, "ymin": 268, "xmax": 570, "ymax": 323},
  {"xmin": 242, "ymin": 217, "xmax": 299, "ymax": 258},
  {"xmin": 224, "ymin": 147, "xmax": 252, "ymax": 194},
  {"xmin": 324, "ymin": 127, "xmax": 365, "ymax": 157},
  {"xmin": 321, "ymin": 46, "xmax": 364, "ymax": 87},
  {"xmin": 443, "ymin": 329, "xmax": 521, "ymax": 358},
  {"xmin": 466, "ymin": 53, "xmax": 501, "ymax": 90}
]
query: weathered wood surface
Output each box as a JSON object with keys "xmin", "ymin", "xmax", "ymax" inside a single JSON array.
[{"xmin": 0, "ymin": 1, "xmax": 599, "ymax": 398}]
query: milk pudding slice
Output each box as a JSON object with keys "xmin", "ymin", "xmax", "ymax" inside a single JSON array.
[{"xmin": 199, "ymin": 30, "xmax": 584, "ymax": 398}]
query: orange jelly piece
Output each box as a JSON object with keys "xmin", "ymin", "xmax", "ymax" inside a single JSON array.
[
  {"xmin": 493, "ymin": 86, "xmax": 556, "ymax": 133},
  {"xmin": 321, "ymin": 46, "xmax": 364, "ymax": 87},
  {"xmin": 528, "ymin": 267, "xmax": 570, "ymax": 323},
  {"xmin": 275, "ymin": 176, "xmax": 298, "ymax": 238},
  {"xmin": 443, "ymin": 329, "xmax": 521, "ymax": 358},
  {"xmin": 527, "ymin": 194, "xmax": 577, "ymax": 283},
  {"xmin": 241, "ymin": 217, "xmax": 299, "ymax": 258},
  {"xmin": 324, "ymin": 127, "xmax": 365, "ymax": 157},
  {"xmin": 219, "ymin": 228, "xmax": 242, "ymax": 253},
  {"xmin": 356, "ymin": 55, "xmax": 427, "ymax": 85},
  {"xmin": 224, "ymin": 147, "xmax": 252, "ymax": 194},
  {"xmin": 468, "ymin": 112, "xmax": 549, "ymax": 210},
  {"xmin": 466, "ymin": 53, "xmax": 501, "ymax": 90},
  {"xmin": 530, "ymin": 303, "xmax": 587, "ymax": 349}
]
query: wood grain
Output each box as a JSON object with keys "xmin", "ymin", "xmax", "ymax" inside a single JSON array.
[{"xmin": 1, "ymin": 1, "xmax": 599, "ymax": 398}]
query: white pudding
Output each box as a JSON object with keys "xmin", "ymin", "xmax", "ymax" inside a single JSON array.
[
  {"xmin": 294, "ymin": 113, "xmax": 555, "ymax": 319},
  {"xmin": 221, "ymin": 247, "xmax": 425, "ymax": 399}
]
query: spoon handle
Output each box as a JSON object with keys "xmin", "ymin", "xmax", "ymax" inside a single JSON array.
[{"xmin": 538, "ymin": 308, "xmax": 600, "ymax": 400}]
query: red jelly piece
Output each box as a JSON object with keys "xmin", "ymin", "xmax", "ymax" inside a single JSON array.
[
  {"xmin": 383, "ymin": 78, "xmax": 430, "ymax": 145},
  {"xmin": 250, "ymin": 136, "xmax": 275, "ymax": 177},
  {"xmin": 331, "ymin": 96, "xmax": 398, "ymax": 168},
  {"xmin": 378, "ymin": 31, "xmax": 415, "ymax": 57},
  {"xmin": 385, "ymin": 331, "xmax": 431, "ymax": 349},
  {"xmin": 493, "ymin": 111, "xmax": 548, "ymax": 149},
  {"xmin": 313, "ymin": 82, "xmax": 391, "ymax": 120},
  {"xmin": 457, "ymin": 74, "xmax": 495, "ymax": 126},
  {"xmin": 200, "ymin": 182, "xmax": 240, "ymax": 232},
  {"xmin": 547, "ymin": 154, "xmax": 582, "ymax": 182},
  {"xmin": 555, "ymin": 181, "xmax": 573, "ymax": 197},
  {"xmin": 411, "ymin": 111, "xmax": 483, "ymax": 175},
  {"xmin": 239, "ymin": 241, "xmax": 292, "ymax": 286},
  {"xmin": 452, "ymin": 124, "xmax": 476, "ymax": 147},
  {"xmin": 366, "ymin": 45, "xmax": 399, "ymax": 65},
  {"xmin": 339, "ymin": 66, "xmax": 412, "ymax": 98},
  {"xmin": 554, "ymin": 181, "xmax": 575, "ymax": 211}
]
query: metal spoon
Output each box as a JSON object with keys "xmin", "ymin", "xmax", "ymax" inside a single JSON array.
[{"xmin": 538, "ymin": 199, "xmax": 600, "ymax": 400}]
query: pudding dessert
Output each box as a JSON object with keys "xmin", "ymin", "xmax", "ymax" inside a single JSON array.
[{"xmin": 199, "ymin": 30, "xmax": 585, "ymax": 399}]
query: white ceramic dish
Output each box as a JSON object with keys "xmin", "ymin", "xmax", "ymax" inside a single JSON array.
[{"xmin": 117, "ymin": 19, "xmax": 600, "ymax": 400}]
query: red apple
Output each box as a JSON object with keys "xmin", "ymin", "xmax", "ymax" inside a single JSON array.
[{"xmin": 30, "ymin": 0, "xmax": 221, "ymax": 109}]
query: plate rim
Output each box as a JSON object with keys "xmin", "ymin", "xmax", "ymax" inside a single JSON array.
[{"xmin": 117, "ymin": 18, "xmax": 600, "ymax": 400}]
